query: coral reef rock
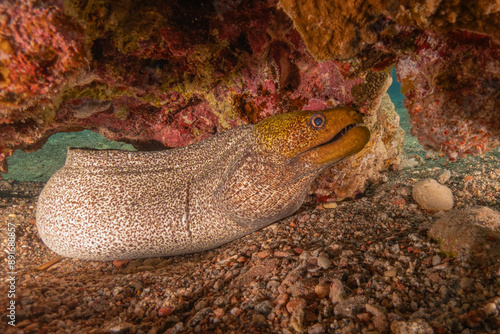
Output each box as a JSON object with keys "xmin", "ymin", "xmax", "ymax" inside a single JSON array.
[
  {"xmin": 281, "ymin": 0, "xmax": 500, "ymax": 160},
  {"xmin": 396, "ymin": 30, "xmax": 499, "ymax": 160},
  {"xmin": 429, "ymin": 206, "xmax": 500, "ymax": 263},
  {"xmin": 1, "ymin": 0, "xmax": 499, "ymax": 199},
  {"xmin": 0, "ymin": 0, "xmax": 403, "ymax": 202},
  {"xmin": 280, "ymin": 0, "xmax": 499, "ymax": 60}
]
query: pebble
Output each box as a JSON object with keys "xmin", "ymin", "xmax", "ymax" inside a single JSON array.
[
  {"xmin": 298, "ymin": 214, "xmax": 311, "ymax": 223},
  {"xmin": 384, "ymin": 268, "xmax": 398, "ymax": 277},
  {"xmin": 170, "ymin": 322, "xmax": 184, "ymax": 333},
  {"xmin": 306, "ymin": 257, "xmax": 321, "ymax": 272},
  {"xmin": 16, "ymin": 319, "xmax": 31, "ymax": 328},
  {"xmin": 0, "ymin": 180, "xmax": 13, "ymax": 190},
  {"xmin": 187, "ymin": 308, "xmax": 212, "ymax": 327},
  {"xmin": 397, "ymin": 186, "xmax": 412, "ymax": 197},
  {"xmin": 288, "ymin": 278, "xmax": 316, "ymax": 298},
  {"xmin": 275, "ymin": 293, "xmax": 289, "ymax": 306},
  {"xmin": 459, "ymin": 277, "xmax": 472, "ymax": 290},
  {"xmin": 390, "ymin": 318, "xmax": 434, "ymax": 334},
  {"xmin": 25, "ymin": 323, "xmax": 42, "ymax": 332},
  {"xmin": 267, "ymin": 280, "xmax": 281, "ymax": 291},
  {"xmin": 32, "ymin": 304, "xmax": 52, "ymax": 315},
  {"xmin": 334, "ymin": 296, "xmax": 368, "ymax": 318},
  {"xmin": 230, "ymin": 307, "xmax": 243, "ymax": 317},
  {"xmin": 286, "ymin": 298, "xmax": 307, "ymax": 314},
  {"xmin": 483, "ymin": 302, "xmax": 498, "ymax": 316},
  {"xmin": 401, "ymin": 158, "xmax": 420, "ymax": 169},
  {"xmin": 438, "ymin": 169, "xmax": 451, "ymax": 184},
  {"xmin": 112, "ymin": 260, "xmax": 130, "ymax": 269},
  {"xmin": 252, "ymin": 313, "xmax": 268, "ymax": 324},
  {"xmin": 412, "ymin": 178, "xmax": 454, "ymax": 212},
  {"xmin": 329, "ymin": 279, "xmax": 346, "ymax": 305},
  {"xmin": 213, "ymin": 308, "xmax": 225, "ymax": 318},
  {"xmin": 106, "ymin": 322, "xmax": 134, "ymax": 334},
  {"xmin": 314, "ymin": 283, "xmax": 330, "ymax": 299},
  {"xmin": 158, "ymin": 307, "xmax": 173, "ymax": 317},
  {"xmin": 425, "ymin": 150, "xmax": 440, "ymax": 160},
  {"xmin": 431, "ymin": 255, "xmax": 441, "ymax": 266},
  {"xmin": 366, "ymin": 304, "xmax": 388, "ymax": 332},
  {"xmin": 323, "ymin": 202, "xmax": 337, "ymax": 209},
  {"xmin": 257, "ymin": 249, "xmax": 271, "ymax": 259},
  {"xmin": 317, "ymin": 254, "xmax": 331, "ymax": 269},
  {"xmin": 254, "ymin": 300, "xmax": 273, "ymax": 316},
  {"xmin": 308, "ymin": 323, "xmax": 325, "ymax": 334},
  {"xmin": 194, "ymin": 300, "xmax": 208, "ymax": 311},
  {"xmin": 365, "ymin": 303, "xmax": 385, "ymax": 318},
  {"xmin": 300, "ymin": 250, "xmax": 311, "ymax": 261}
]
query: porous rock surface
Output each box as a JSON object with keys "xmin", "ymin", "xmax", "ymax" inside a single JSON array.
[
  {"xmin": 1, "ymin": 0, "xmax": 499, "ymax": 197},
  {"xmin": 396, "ymin": 30, "xmax": 499, "ymax": 160},
  {"xmin": 311, "ymin": 93, "xmax": 404, "ymax": 201},
  {"xmin": 429, "ymin": 206, "xmax": 500, "ymax": 262},
  {"xmin": 281, "ymin": 0, "xmax": 500, "ymax": 160},
  {"xmin": 0, "ymin": 0, "xmax": 402, "ymax": 202},
  {"xmin": 280, "ymin": 0, "xmax": 499, "ymax": 60}
]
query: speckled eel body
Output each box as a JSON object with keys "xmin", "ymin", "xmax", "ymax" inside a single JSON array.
[{"xmin": 36, "ymin": 107, "xmax": 369, "ymax": 261}]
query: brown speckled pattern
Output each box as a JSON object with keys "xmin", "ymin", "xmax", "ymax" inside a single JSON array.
[{"xmin": 36, "ymin": 124, "xmax": 327, "ymax": 261}]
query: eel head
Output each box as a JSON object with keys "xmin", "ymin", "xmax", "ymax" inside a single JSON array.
[
  {"xmin": 217, "ymin": 107, "xmax": 370, "ymax": 229},
  {"xmin": 254, "ymin": 106, "xmax": 370, "ymax": 166}
]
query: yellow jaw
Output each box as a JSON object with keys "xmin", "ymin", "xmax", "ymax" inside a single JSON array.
[{"xmin": 254, "ymin": 107, "xmax": 370, "ymax": 166}]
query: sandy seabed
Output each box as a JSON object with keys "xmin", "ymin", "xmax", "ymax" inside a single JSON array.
[{"xmin": 0, "ymin": 140, "xmax": 499, "ymax": 333}]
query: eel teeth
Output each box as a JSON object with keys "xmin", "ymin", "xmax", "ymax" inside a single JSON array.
[{"xmin": 327, "ymin": 123, "xmax": 359, "ymax": 144}]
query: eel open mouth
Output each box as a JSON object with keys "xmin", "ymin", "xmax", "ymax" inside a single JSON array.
[{"xmin": 318, "ymin": 123, "xmax": 359, "ymax": 147}]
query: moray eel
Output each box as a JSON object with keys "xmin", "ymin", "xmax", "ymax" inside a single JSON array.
[{"xmin": 36, "ymin": 107, "xmax": 369, "ymax": 261}]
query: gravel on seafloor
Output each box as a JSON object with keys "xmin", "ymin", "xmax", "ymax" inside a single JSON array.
[{"xmin": 0, "ymin": 148, "xmax": 499, "ymax": 334}]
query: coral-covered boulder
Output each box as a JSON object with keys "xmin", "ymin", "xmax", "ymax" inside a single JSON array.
[
  {"xmin": 280, "ymin": 0, "xmax": 500, "ymax": 160},
  {"xmin": 0, "ymin": 0, "xmax": 403, "ymax": 201},
  {"xmin": 429, "ymin": 207, "xmax": 500, "ymax": 263},
  {"xmin": 397, "ymin": 30, "xmax": 499, "ymax": 160},
  {"xmin": 311, "ymin": 93, "xmax": 404, "ymax": 201},
  {"xmin": 1, "ymin": 0, "xmax": 498, "ymax": 200}
]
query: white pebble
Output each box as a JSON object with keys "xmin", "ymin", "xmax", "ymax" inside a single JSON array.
[
  {"xmin": 432, "ymin": 255, "xmax": 441, "ymax": 266},
  {"xmin": 438, "ymin": 170, "xmax": 451, "ymax": 184},
  {"xmin": 317, "ymin": 255, "xmax": 331, "ymax": 269},
  {"xmin": 401, "ymin": 158, "xmax": 420, "ymax": 169},
  {"xmin": 412, "ymin": 178, "xmax": 454, "ymax": 212},
  {"xmin": 484, "ymin": 302, "xmax": 498, "ymax": 316}
]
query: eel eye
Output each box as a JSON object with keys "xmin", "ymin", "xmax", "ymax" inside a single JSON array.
[{"xmin": 310, "ymin": 113, "xmax": 326, "ymax": 129}]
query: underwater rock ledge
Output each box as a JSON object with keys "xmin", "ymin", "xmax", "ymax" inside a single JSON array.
[{"xmin": 0, "ymin": 0, "xmax": 498, "ymax": 199}]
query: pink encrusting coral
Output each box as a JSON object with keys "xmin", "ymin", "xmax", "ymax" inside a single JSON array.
[
  {"xmin": 0, "ymin": 0, "xmax": 366, "ymax": 152},
  {"xmin": 1, "ymin": 0, "xmax": 498, "ymax": 200},
  {"xmin": 396, "ymin": 30, "xmax": 500, "ymax": 160},
  {"xmin": 0, "ymin": 0, "xmax": 86, "ymax": 116},
  {"xmin": 0, "ymin": 0, "xmax": 402, "ymax": 201}
]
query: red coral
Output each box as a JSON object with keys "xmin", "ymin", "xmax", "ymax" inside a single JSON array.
[
  {"xmin": 397, "ymin": 30, "xmax": 500, "ymax": 160},
  {"xmin": 0, "ymin": 0, "xmax": 86, "ymax": 114}
]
